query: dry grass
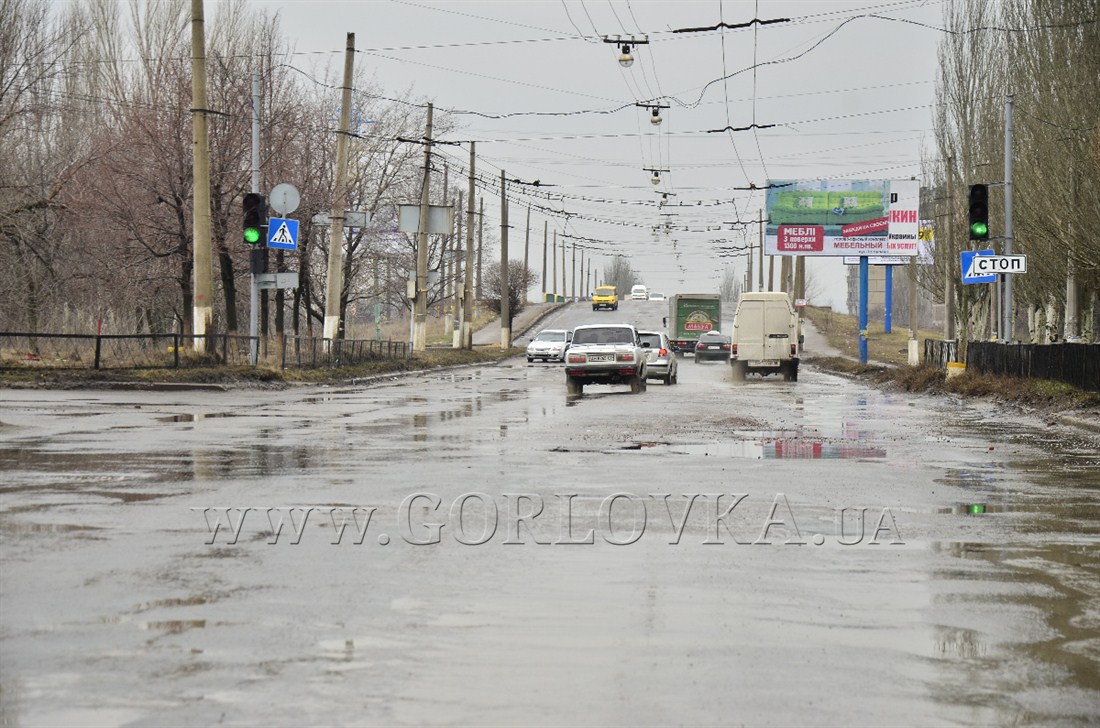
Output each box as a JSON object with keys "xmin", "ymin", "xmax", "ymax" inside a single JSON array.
[{"xmin": 803, "ymin": 305, "xmax": 941, "ymax": 366}]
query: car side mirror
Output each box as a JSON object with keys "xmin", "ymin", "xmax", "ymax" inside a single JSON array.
[
  {"xmin": 641, "ymin": 342, "xmax": 651, "ymax": 348},
  {"xmin": 662, "ymin": 317, "xmax": 668, "ymax": 326}
]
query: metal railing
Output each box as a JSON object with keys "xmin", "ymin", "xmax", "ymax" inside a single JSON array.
[
  {"xmin": 0, "ymin": 332, "xmax": 258, "ymax": 369},
  {"xmin": 281, "ymin": 336, "xmax": 410, "ymax": 368}
]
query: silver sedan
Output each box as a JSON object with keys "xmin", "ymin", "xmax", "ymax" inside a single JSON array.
[{"xmin": 638, "ymin": 330, "xmax": 678, "ymax": 385}]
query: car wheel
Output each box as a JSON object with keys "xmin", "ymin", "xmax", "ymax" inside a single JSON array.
[
  {"xmin": 629, "ymin": 375, "xmax": 643, "ymax": 394},
  {"xmin": 566, "ymin": 375, "xmax": 583, "ymax": 395},
  {"xmin": 663, "ymin": 373, "xmax": 672, "ymax": 385},
  {"xmin": 789, "ymin": 361, "xmax": 799, "ymax": 382},
  {"xmin": 731, "ymin": 360, "xmax": 746, "ymax": 382},
  {"xmin": 671, "ymin": 370, "xmax": 678, "ymax": 384}
]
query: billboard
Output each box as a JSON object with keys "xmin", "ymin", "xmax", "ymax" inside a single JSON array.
[{"xmin": 764, "ymin": 179, "xmax": 920, "ymax": 257}]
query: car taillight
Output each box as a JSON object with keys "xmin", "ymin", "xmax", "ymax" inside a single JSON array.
[
  {"xmin": 790, "ymin": 344, "xmax": 797, "ymax": 356},
  {"xmin": 696, "ymin": 342, "xmax": 704, "ymax": 349},
  {"xmin": 658, "ymin": 348, "xmax": 668, "ymax": 356},
  {"xmin": 731, "ymin": 344, "xmax": 737, "ymax": 355},
  {"xmin": 617, "ymin": 352, "xmax": 634, "ymax": 362},
  {"xmin": 722, "ymin": 344, "xmax": 730, "ymax": 350},
  {"xmin": 568, "ymin": 354, "xmax": 585, "ymax": 363}
]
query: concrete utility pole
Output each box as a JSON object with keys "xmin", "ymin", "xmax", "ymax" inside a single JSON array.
[
  {"xmin": 190, "ymin": 0, "xmax": 213, "ymax": 348},
  {"xmin": 411, "ymin": 103, "xmax": 434, "ymax": 352},
  {"xmin": 541, "ymin": 220, "xmax": 548, "ymax": 297},
  {"xmin": 476, "ymin": 197, "xmax": 483, "ymax": 303},
  {"xmin": 587, "ymin": 258, "xmax": 592, "ymax": 297},
  {"xmin": 561, "ymin": 236, "xmax": 566, "ymax": 300},
  {"xmin": 462, "ymin": 143, "xmax": 476, "ymax": 349},
  {"xmin": 442, "ymin": 163, "xmax": 452, "ymax": 337},
  {"xmin": 523, "ymin": 206, "xmax": 531, "ymax": 303},
  {"xmin": 795, "ymin": 256, "xmax": 805, "ymax": 301},
  {"xmin": 571, "ymin": 241, "xmax": 576, "ymax": 299},
  {"xmin": 452, "ymin": 188, "xmax": 463, "ymax": 348},
  {"xmin": 1003, "ymin": 94, "xmax": 1015, "ymax": 341},
  {"xmin": 746, "ymin": 232, "xmax": 754, "ymax": 294},
  {"xmin": 768, "ymin": 255, "xmax": 774, "ymax": 292},
  {"xmin": 579, "ymin": 249, "xmax": 584, "ymax": 300},
  {"xmin": 552, "ymin": 230, "xmax": 557, "ymax": 298},
  {"xmin": 758, "ymin": 210, "xmax": 764, "ymax": 291},
  {"xmin": 945, "ymin": 157, "xmax": 957, "ymax": 342},
  {"xmin": 499, "ymin": 170, "xmax": 510, "ymax": 349},
  {"xmin": 323, "ymin": 33, "xmax": 355, "ymax": 342}
]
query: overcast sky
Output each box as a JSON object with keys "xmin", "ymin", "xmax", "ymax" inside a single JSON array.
[{"xmin": 244, "ymin": 0, "xmax": 944, "ymax": 308}]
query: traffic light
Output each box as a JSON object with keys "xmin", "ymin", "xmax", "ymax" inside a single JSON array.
[
  {"xmin": 968, "ymin": 184, "xmax": 989, "ymax": 241},
  {"xmin": 243, "ymin": 192, "xmax": 266, "ymax": 245}
]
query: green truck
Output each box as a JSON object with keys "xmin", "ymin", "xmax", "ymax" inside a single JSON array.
[{"xmin": 664, "ymin": 294, "xmax": 722, "ymax": 354}]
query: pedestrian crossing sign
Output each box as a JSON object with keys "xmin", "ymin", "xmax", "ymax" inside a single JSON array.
[{"xmin": 267, "ymin": 217, "xmax": 299, "ymax": 251}]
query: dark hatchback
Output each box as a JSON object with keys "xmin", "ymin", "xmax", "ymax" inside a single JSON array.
[{"xmin": 694, "ymin": 331, "xmax": 731, "ymax": 362}]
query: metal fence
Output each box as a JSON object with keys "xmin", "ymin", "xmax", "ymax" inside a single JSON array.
[
  {"xmin": 0, "ymin": 333, "xmax": 261, "ymax": 369},
  {"xmin": 281, "ymin": 336, "xmax": 410, "ymax": 368},
  {"xmin": 923, "ymin": 339, "xmax": 959, "ymax": 369},
  {"xmin": 966, "ymin": 341, "xmax": 1100, "ymax": 392}
]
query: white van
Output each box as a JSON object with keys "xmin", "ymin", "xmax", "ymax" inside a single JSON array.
[
  {"xmin": 730, "ymin": 292, "xmax": 802, "ymax": 381},
  {"xmin": 630, "ymin": 284, "xmax": 648, "ymax": 300}
]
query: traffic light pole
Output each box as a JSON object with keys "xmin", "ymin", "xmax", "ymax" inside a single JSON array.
[
  {"xmin": 249, "ymin": 71, "xmax": 260, "ymax": 365},
  {"xmin": 1002, "ymin": 94, "xmax": 1015, "ymax": 341}
]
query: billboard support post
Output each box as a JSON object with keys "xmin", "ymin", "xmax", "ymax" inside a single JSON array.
[
  {"xmin": 884, "ymin": 264, "xmax": 893, "ymax": 334},
  {"xmin": 859, "ymin": 256, "xmax": 869, "ymax": 364}
]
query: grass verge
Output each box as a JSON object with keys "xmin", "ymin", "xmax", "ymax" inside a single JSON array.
[
  {"xmin": 0, "ymin": 346, "xmax": 523, "ymax": 389},
  {"xmin": 803, "ymin": 305, "xmax": 940, "ymax": 366}
]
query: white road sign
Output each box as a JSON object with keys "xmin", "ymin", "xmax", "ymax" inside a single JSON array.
[{"xmin": 971, "ymin": 254, "xmax": 1027, "ymax": 275}]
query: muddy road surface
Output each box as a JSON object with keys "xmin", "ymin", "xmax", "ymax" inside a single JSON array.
[{"xmin": 2, "ymin": 300, "xmax": 1098, "ymax": 726}]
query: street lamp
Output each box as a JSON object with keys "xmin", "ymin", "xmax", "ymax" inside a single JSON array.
[
  {"xmin": 603, "ymin": 35, "xmax": 649, "ymax": 69},
  {"xmin": 619, "ymin": 43, "xmax": 634, "ymax": 68},
  {"xmin": 650, "ymin": 108, "xmax": 662, "ymax": 125}
]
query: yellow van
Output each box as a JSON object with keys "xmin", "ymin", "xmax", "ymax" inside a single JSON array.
[{"xmin": 592, "ymin": 286, "xmax": 619, "ymax": 311}]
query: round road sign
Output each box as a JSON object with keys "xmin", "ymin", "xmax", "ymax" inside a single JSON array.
[{"xmin": 268, "ymin": 183, "xmax": 300, "ymax": 216}]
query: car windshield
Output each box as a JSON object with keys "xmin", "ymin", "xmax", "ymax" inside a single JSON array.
[
  {"xmin": 638, "ymin": 334, "xmax": 662, "ymax": 348},
  {"xmin": 533, "ymin": 331, "xmax": 564, "ymax": 342},
  {"xmin": 595, "ymin": 287, "xmax": 615, "ymax": 295},
  {"xmin": 572, "ymin": 328, "xmax": 634, "ymax": 345}
]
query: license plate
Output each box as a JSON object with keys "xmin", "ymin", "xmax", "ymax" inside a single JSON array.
[
  {"xmin": 707, "ymin": 345, "xmax": 719, "ymax": 349},
  {"xmin": 588, "ymin": 354, "xmax": 614, "ymax": 362},
  {"xmin": 757, "ymin": 360, "xmax": 779, "ymax": 367}
]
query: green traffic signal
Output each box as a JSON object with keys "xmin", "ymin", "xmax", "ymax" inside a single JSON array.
[
  {"xmin": 969, "ymin": 221, "xmax": 988, "ymax": 238},
  {"xmin": 244, "ymin": 227, "xmax": 261, "ymax": 244}
]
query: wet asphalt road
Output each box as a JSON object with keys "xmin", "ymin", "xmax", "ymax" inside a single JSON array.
[{"xmin": 1, "ymin": 300, "xmax": 1098, "ymax": 727}]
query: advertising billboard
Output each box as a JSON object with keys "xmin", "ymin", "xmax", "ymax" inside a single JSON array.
[{"xmin": 764, "ymin": 179, "xmax": 920, "ymax": 257}]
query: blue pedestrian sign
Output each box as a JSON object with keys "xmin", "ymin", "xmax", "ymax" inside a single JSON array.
[
  {"xmin": 961, "ymin": 249, "xmax": 996, "ymax": 285},
  {"xmin": 267, "ymin": 217, "xmax": 299, "ymax": 251}
]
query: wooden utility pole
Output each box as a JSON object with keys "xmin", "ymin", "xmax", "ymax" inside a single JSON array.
[
  {"xmin": 323, "ymin": 33, "xmax": 356, "ymax": 342},
  {"xmin": 499, "ymin": 170, "xmax": 510, "ymax": 349},
  {"xmin": 462, "ymin": 144, "xmax": 476, "ymax": 349},
  {"xmin": 190, "ymin": 0, "xmax": 213, "ymax": 347},
  {"xmin": 411, "ymin": 103, "xmax": 434, "ymax": 352}
]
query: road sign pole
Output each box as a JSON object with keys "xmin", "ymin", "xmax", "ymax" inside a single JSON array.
[
  {"xmin": 249, "ymin": 71, "xmax": 260, "ymax": 365},
  {"xmin": 859, "ymin": 255, "xmax": 869, "ymax": 364}
]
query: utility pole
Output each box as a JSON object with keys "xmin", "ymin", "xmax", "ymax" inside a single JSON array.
[
  {"xmin": 541, "ymin": 220, "xmax": 548, "ymax": 298},
  {"xmin": 499, "ymin": 170, "xmax": 510, "ymax": 349},
  {"xmin": 552, "ymin": 230, "xmax": 557, "ymax": 298},
  {"xmin": 561, "ymin": 236, "xmax": 566, "ymax": 300},
  {"xmin": 323, "ymin": 33, "xmax": 355, "ymax": 342},
  {"xmin": 411, "ymin": 103, "xmax": 434, "ymax": 352},
  {"xmin": 1065, "ymin": 160, "xmax": 1079, "ymax": 340},
  {"xmin": 190, "ymin": 0, "xmax": 213, "ymax": 349},
  {"xmin": 945, "ymin": 156, "xmax": 957, "ymax": 342},
  {"xmin": 476, "ymin": 197, "xmax": 483, "ymax": 303},
  {"xmin": 746, "ymin": 230, "xmax": 753, "ymax": 293},
  {"xmin": 523, "ymin": 206, "xmax": 531, "ymax": 303},
  {"xmin": 462, "ymin": 143, "xmax": 476, "ymax": 349},
  {"xmin": 452, "ymin": 188, "xmax": 463, "ymax": 348},
  {"xmin": 442, "ymin": 163, "xmax": 452, "ymax": 337},
  {"xmin": 571, "ymin": 240, "xmax": 576, "ymax": 299},
  {"xmin": 768, "ymin": 255, "xmax": 774, "ymax": 292},
  {"xmin": 579, "ymin": 248, "xmax": 584, "ymax": 301},
  {"xmin": 758, "ymin": 210, "xmax": 764, "ymax": 291},
  {"xmin": 1003, "ymin": 94, "xmax": 1015, "ymax": 341},
  {"xmin": 587, "ymin": 258, "xmax": 592, "ymax": 298}
]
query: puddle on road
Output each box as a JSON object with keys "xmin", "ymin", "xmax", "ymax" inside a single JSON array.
[
  {"xmin": 156, "ymin": 413, "xmax": 238, "ymax": 423},
  {"xmin": 610, "ymin": 430, "xmax": 887, "ymax": 459}
]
